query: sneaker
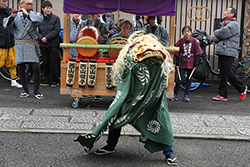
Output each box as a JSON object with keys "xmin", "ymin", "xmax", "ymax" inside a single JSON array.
[
  {"xmin": 20, "ymin": 92, "xmax": 29, "ymax": 98},
  {"xmin": 40, "ymin": 81, "xmax": 49, "ymax": 86},
  {"xmin": 184, "ymin": 94, "xmax": 190, "ymax": 102},
  {"xmin": 169, "ymin": 94, "xmax": 178, "ymax": 101},
  {"xmin": 213, "ymin": 95, "xmax": 228, "ymax": 101},
  {"xmin": 239, "ymin": 86, "xmax": 247, "ymax": 101},
  {"xmin": 93, "ymin": 96, "xmax": 102, "ymax": 102},
  {"xmin": 35, "ymin": 93, "xmax": 45, "ymax": 100},
  {"xmin": 166, "ymin": 154, "xmax": 178, "ymax": 166},
  {"xmin": 94, "ymin": 147, "xmax": 115, "ymax": 155},
  {"xmin": 11, "ymin": 80, "xmax": 22, "ymax": 88}
]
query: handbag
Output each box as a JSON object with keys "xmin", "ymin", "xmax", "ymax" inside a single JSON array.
[{"xmin": 193, "ymin": 54, "xmax": 209, "ymax": 79}]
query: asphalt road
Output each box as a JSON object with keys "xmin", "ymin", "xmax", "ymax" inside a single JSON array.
[{"xmin": 0, "ymin": 132, "xmax": 250, "ymax": 167}]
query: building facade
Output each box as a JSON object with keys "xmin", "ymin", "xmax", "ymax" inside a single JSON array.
[{"xmin": 8, "ymin": 0, "xmax": 250, "ymax": 80}]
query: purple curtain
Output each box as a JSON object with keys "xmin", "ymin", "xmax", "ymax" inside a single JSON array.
[{"xmin": 63, "ymin": 0, "xmax": 176, "ymax": 16}]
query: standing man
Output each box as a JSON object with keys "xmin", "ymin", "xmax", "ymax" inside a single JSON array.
[
  {"xmin": 3, "ymin": 0, "xmax": 45, "ymax": 99},
  {"xmin": 69, "ymin": 14, "xmax": 84, "ymax": 58},
  {"xmin": 0, "ymin": 0, "xmax": 22, "ymax": 88},
  {"xmin": 84, "ymin": 14, "xmax": 109, "ymax": 46},
  {"xmin": 38, "ymin": 0, "xmax": 61, "ymax": 87},
  {"xmin": 144, "ymin": 16, "xmax": 169, "ymax": 46},
  {"xmin": 212, "ymin": 6, "xmax": 247, "ymax": 101},
  {"xmin": 99, "ymin": 13, "xmax": 117, "ymax": 38}
]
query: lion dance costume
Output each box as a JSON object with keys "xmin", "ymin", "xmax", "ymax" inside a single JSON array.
[{"xmin": 75, "ymin": 31, "xmax": 174, "ymax": 153}]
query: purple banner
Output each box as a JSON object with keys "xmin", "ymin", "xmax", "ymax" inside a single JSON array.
[{"xmin": 63, "ymin": 0, "xmax": 176, "ymax": 16}]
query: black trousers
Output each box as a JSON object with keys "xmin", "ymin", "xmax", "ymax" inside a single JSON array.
[
  {"xmin": 18, "ymin": 62, "xmax": 40, "ymax": 94},
  {"xmin": 106, "ymin": 128, "xmax": 121, "ymax": 150},
  {"xmin": 41, "ymin": 47, "xmax": 60, "ymax": 83},
  {"xmin": 218, "ymin": 55, "xmax": 245, "ymax": 98},
  {"xmin": 106, "ymin": 127, "xmax": 174, "ymax": 156}
]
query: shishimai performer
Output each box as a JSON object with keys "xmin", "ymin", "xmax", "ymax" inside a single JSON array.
[{"xmin": 75, "ymin": 31, "xmax": 178, "ymax": 166}]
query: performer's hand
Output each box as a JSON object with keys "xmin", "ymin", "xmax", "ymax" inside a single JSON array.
[
  {"xmin": 19, "ymin": 8, "xmax": 29, "ymax": 16},
  {"xmin": 193, "ymin": 67, "xmax": 196, "ymax": 70},
  {"xmin": 11, "ymin": 9, "xmax": 18, "ymax": 17},
  {"xmin": 176, "ymin": 66, "xmax": 179, "ymax": 70}
]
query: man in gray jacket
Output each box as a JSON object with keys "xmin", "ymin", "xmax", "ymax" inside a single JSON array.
[
  {"xmin": 3, "ymin": 0, "xmax": 45, "ymax": 99},
  {"xmin": 69, "ymin": 14, "xmax": 84, "ymax": 58},
  {"xmin": 212, "ymin": 6, "xmax": 247, "ymax": 101},
  {"xmin": 144, "ymin": 16, "xmax": 169, "ymax": 46}
]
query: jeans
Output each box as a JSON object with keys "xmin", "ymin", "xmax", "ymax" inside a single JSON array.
[{"xmin": 174, "ymin": 68, "xmax": 193, "ymax": 96}]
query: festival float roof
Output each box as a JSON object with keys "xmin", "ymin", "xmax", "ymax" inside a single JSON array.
[{"xmin": 63, "ymin": 0, "xmax": 176, "ymax": 16}]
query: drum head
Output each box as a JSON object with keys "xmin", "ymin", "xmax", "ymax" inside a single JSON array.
[
  {"xmin": 76, "ymin": 36, "xmax": 98, "ymax": 57},
  {"xmin": 108, "ymin": 37, "xmax": 128, "ymax": 58},
  {"xmin": 76, "ymin": 25, "xmax": 101, "ymax": 57}
]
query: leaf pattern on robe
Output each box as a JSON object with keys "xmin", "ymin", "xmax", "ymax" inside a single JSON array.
[
  {"xmin": 143, "ymin": 90, "xmax": 155, "ymax": 107},
  {"xmin": 132, "ymin": 95, "xmax": 144, "ymax": 106},
  {"xmin": 156, "ymin": 79, "xmax": 166, "ymax": 98},
  {"xmin": 109, "ymin": 90, "xmax": 122, "ymax": 108},
  {"xmin": 137, "ymin": 65, "xmax": 150, "ymax": 85}
]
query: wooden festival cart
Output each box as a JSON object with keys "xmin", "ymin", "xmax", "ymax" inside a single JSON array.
[{"xmin": 60, "ymin": 0, "xmax": 178, "ymax": 108}]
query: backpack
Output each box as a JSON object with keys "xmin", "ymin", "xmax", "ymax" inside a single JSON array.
[{"xmin": 193, "ymin": 53, "xmax": 209, "ymax": 80}]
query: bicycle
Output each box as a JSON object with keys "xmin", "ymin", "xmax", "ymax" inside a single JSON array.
[
  {"xmin": 180, "ymin": 30, "xmax": 250, "ymax": 92},
  {"xmin": 0, "ymin": 54, "xmax": 44, "ymax": 81},
  {"xmin": 0, "ymin": 65, "xmax": 13, "ymax": 81}
]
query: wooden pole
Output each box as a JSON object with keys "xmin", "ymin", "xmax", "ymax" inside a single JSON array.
[
  {"xmin": 61, "ymin": 13, "xmax": 71, "ymax": 91},
  {"xmin": 166, "ymin": 16, "xmax": 176, "ymax": 98},
  {"xmin": 60, "ymin": 43, "xmax": 179, "ymax": 52},
  {"xmin": 63, "ymin": 13, "xmax": 70, "ymax": 61}
]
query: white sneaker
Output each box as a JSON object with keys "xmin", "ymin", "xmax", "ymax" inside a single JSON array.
[{"xmin": 11, "ymin": 80, "xmax": 22, "ymax": 88}]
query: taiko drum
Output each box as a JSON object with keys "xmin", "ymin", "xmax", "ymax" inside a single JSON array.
[{"xmin": 76, "ymin": 25, "xmax": 101, "ymax": 57}]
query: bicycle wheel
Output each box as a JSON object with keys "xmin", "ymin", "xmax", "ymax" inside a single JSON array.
[
  {"xmin": 0, "ymin": 66, "xmax": 12, "ymax": 81},
  {"xmin": 180, "ymin": 74, "xmax": 206, "ymax": 91},
  {"xmin": 234, "ymin": 65, "xmax": 250, "ymax": 91}
]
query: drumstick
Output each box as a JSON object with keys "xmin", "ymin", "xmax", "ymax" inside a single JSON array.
[
  {"xmin": 177, "ymin": 69, "xmax": 181, "ymax": 81},
  {"xmin": 188, "ymin": 68, "xmax": 196, "ymax": 80}
]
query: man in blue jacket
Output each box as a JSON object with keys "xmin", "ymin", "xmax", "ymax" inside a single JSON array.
[
  {"xmin": 38, "ymin": 0, "xmax": 61, "ymax": 87},
  {"xmin": 212, "ymin": 6, "xmax": 247, "ymax": 101}
]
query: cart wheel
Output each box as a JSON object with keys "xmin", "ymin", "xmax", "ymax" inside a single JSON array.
[{"xmin": 72, "ymin": 97, "xmax": 81, "ymax": 108}]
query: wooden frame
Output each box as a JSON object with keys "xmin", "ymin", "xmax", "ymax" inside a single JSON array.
[{"xmin": 60, "ymin": 13, "xmax": 176, "ymax": 98}]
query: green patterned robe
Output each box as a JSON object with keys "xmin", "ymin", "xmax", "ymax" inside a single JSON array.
[{"xmin": 75, "ymin": 53, "xmax": 174, "ymax": 153}]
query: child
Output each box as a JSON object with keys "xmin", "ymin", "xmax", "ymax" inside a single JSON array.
[{"xmin": 170, "ymin": 26, "xmax": 203, "ymax": 102}]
